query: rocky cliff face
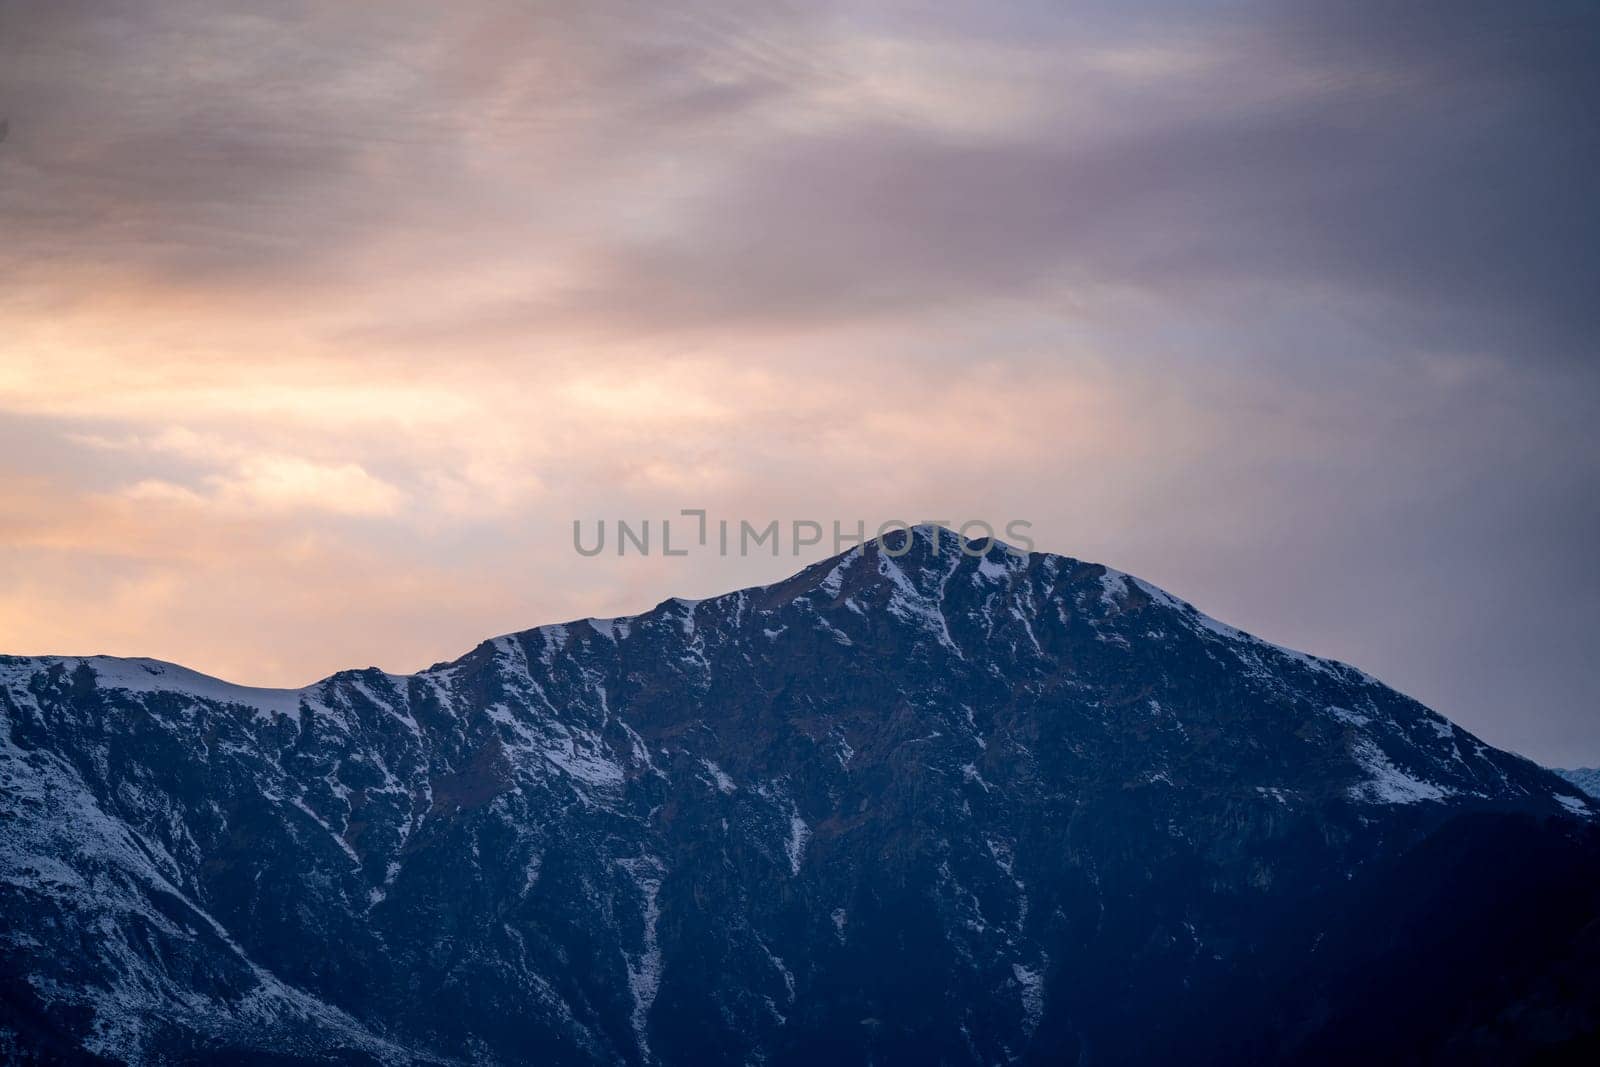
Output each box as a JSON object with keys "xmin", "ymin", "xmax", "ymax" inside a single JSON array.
[
  {"xmin": 1558, "ymin": 767, "xmax": 1600, "ymax": 799},
  {"xmin": 4, "ymin": 528, "xmax": 1598, "ymax": 1065}
]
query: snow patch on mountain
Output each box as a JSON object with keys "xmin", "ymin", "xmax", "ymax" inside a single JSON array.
[
  {"xmin": 618, "ymin": 855, "xmax": 666, "ymax": 1062},
  {"xmin": 25, "ymin": 656, "xmax": 308, "ymax": 720},
  {"xmin": 1348, "ymin": 736, "xmax": 1451, "ymax": 804},
  {"xmin": 699, "ymin": 759, "xmax": 736, "ymax": 794},
  {"xmin": 1556, "ymin": 767, "xmax": 1600, "ymax": 799},
  {"xmin": 786, "ymin": 810, "xmax": 811, "ymax": 876},
  {"xmin": 1012, "ymin": 962, "xmax": 1045, "ymax": 1035},
  {"xmin": 1554, "ymin": 793, "xmax": 1594, "ymax": 818}
]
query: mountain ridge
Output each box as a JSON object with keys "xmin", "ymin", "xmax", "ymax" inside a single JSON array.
[
  {"xmin": 4, "ymin": 526, "xmax": 1597, "ymax": 1064},
  {"xmin": 0, "ymin": 527, "xmax": 1469, "ymax": 728},
  {"xmin": 8, "ymin": 525, "xmax": 1577, "ymax": 816}
]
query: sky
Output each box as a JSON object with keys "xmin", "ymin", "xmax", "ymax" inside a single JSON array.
[{"xmin": 0, "ymin": 0, "xmax": 1596, "ymax": 764}]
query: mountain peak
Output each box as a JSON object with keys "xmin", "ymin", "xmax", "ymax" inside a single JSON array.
[{"xmin": 4, "ymin": 543, "xmax": 1597, "ymax": 1064}]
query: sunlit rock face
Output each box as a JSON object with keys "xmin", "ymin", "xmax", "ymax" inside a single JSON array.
[{"xmin": 4, "ymin": 527, "xmax": 1598, "ymax": 1065}]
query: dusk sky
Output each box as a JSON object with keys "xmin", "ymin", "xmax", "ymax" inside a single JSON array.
[{"xmin": 1, "ymin": 0, "xmax": 1596, "ymax": 764}]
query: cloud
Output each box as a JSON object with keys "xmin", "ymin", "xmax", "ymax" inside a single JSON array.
[
  {"xmin": 0, "ymin": 0, "xmax": 1597, "ymax": 763},
  {"xmin": 62, "ymin": 428, "xmax": 403, "ymax": 517},
  {"xmin": 6, "ymin": 0, "xmax": 1593, "ymax": 361},
  {"xmin": 543, "ymin": 0, "xmax": 1600, "ymax": 364},
  {"xmin": 156, "ymin": 457, "xmax": 404, "ymax": 517}
]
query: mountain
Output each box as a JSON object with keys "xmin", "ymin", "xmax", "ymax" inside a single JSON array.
[
  {"xmin": 1558, "ymin": 768, "xmax": 1600, "ymax": 799},
  {"xmin": 4, "ymin": 527, "xmax": 1599, "ymax": 1065}
]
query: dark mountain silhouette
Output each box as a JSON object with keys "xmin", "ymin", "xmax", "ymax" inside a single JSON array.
[{"xmin": 4, "ymin": 527, "xmax": 1597, "ymax": 1064}]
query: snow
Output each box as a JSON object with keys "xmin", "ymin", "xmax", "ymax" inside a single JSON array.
[
  {"xmin": 1012, "ymin": 962, "xmax": 1045, "ymax": 1034},
  {"xmin": 74, "ymin": 656, "xmax": 305, "ymax": 720},
  {"xmin": 539, "ymin": 729, "xmax": 627, "ymax": 790},
  {"xmin": 760, "ymin": 939, "xmax": 796, "ymax": 1004},
  {"xmin": 1119, "ymin": 572, "xmax": 1374, "ymax": 685},
  {"xmin": 1348, "ymin": 737, "xmax": 1452, "ymax": 804},
  {"xmin": 670, "ymin": 598, "xmax": 700, "ymax": 636},
  {"xmin": 587, "ymin": 617, "xmax": 626, "ymax": 641},
  {"xmin": 0, "ymin": 709, "xmax": 413, "ymax": 1064},
  {"xmin": 1554, "ymin": 793, "xmax": 1593, "ymax": 818},
  {"xmin": 537, "ymin": 624, "xmax": 569, "ymax": 664},
  {"xmin": 976, "ymin": 555, "xmax": 1010, "ymax": 582},
  {"xmin": 1326, "ymin": 705, "xmax": 1372, "ymax": 728},
  {"xmin": 617, "ymin": 856, "xmax": 665, "ymax": 1061},
  {"xmin": 786, "ymin": 812, "xmax": 811, "ymax": 876},
  {"xmin": 287, "ymin": 797, "xmax": 362, "ymax": 867},
  {"xmin": 1555, "ymin": 767, "xmax": 1600, "ymax": 799},
  {"xmin": 1425, "ymin": 717, "xmax": 1455, "ymax": 740},
  {"xmin": 817, "ymin": 553, "xmax": 857, "ymax": 597},
  {"xmin": 877, "ymin": 553, "xmax": 963, "ymax": 657},
  {"xmin": 1010, "ymin": 603, "xmax": 1043, "ymax": 654},
  {"xmin": 700, "ymin": 759, "xmax": 736, "ymax": 794},
  {"xmin": 812, "ymin": 617, "xmax": 853, "ymax": 646},
  {"xmin": 481, "ymin": 687, "xmax": 628, "ymax": 794}
]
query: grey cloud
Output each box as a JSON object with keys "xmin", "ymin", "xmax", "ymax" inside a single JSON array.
[
  {"xmin": 5, "ymin": 0, "xmax": 1594, "ymax": 354},
  {"xmin": 0, "ymin": 2, "xmax": 414, "ymax": 284},
  {"xmin": 567, "ymin": 0, "xmax": 1599, "ymax": 362},
  {"xmin": 0, "ymin": 1, "xmax": 790, "ymax": 289}
]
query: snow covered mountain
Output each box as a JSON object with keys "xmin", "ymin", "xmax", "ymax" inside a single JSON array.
[
  {"xmin": 1557, "ymin": 767, "xmax": 1600, "ymax": 800},
  {"xmin": 4, "ymin": 527, "xmax": 1598, "ymax": 1065}
]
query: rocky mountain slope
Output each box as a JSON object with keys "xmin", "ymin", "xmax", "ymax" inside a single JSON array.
[
  {"xmin": 4, "ymin": 527, "xmax": 1598, "ymax": 1065},
  {"xmin": 1557, "ymin": 767, "xmax": 1600, "ymax": 799}
]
